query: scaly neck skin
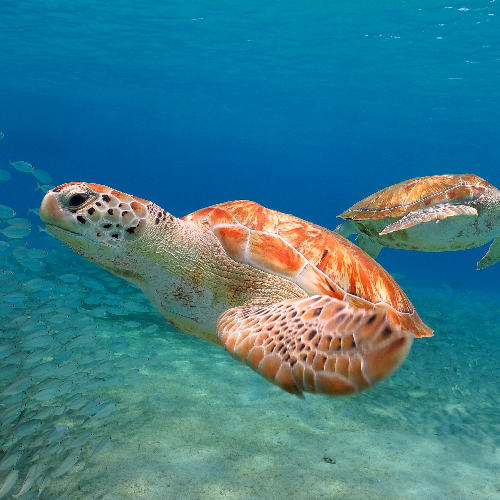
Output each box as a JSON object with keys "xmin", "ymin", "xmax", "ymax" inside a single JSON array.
[
  {"xmin": 476, "ymin": 188, "xmax": 500, "ymax": 237},
  {"xmin": 114, "ymin": 205, "xmax": 305, "ymax": 344},
  {"xmin": 495, "ymin": 192, "xmax": 500, "ymax": 234}
]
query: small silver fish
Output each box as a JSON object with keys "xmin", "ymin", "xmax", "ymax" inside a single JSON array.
[
  {"xmin": 24, "ymin": 278, "xmax": 53, "ymax": 291},
  {"xmin": 100, "ymin": 375, "xmax": 125, "ymax": 388},
  {"xmin": 35, "ymin": 377, "xmax": 60, "ymax": 391},
  {"xmin": 113, "ymin": 355, "xmax": 138, "ymax": 369},
  {"xmin": 23, "ymin": 328, "xmax": 50, "ymax": 341},
  {"xmin": 9, "ymin": 160, "xmax": 34, "ymax": 173},
  {"xmin": 0, "ymin": 469, "xmax": 18, "ymax": 498},
  {"xmin": 32, "ymin": 385, "xmax": 60, "ymax": 402},
  {"xmin": 37, "ymin": 225, "xmax": 54, "ymax": 237},
  {"xmin": 0, "ymin": 403, "xmax": 24, "ymax": 427},
  {"xmin": 89, "ymin": 435, "xmax": 111, "ymax": 459},
  {"xmin": 66, "ymin": 333, "xmax": 96, "ymax": 348},
  {"xmin": 55, "ymin": 329, "xmax": 76, "ymax": 344},
  {"xmin": 25, "ymin": 248, "xmax": 48, "ymax": 259},
  {"xmin": 21, "ymin": 258, "xmax": 45, "ymax": 272},
  {"xmin": 0, "ymin": 224, "xmax": 31, "ymax": 239},
  {"xmin": 0, "ymin": 365, "xmax": 20, "ymax": 384},
  {"xmin": 28, "ymin": 207, "xmax": 40, "ymax": 216},
  {"xmin": 47, "ymin": 313, "xmax": 69, "ymax": 325},
  {"xmin": 91, "ymin": 401, "xmax": 116, "ymax": 420},
  {"xmin": 57, "ymin": 379, "xmax": 73, "ymax": 396},
  {"xmin": 59, "ymin": 273, "xmax": 79, "ymax": 283},
  {"xmin": 65, "ymin": 393, "xmax": 88, "ymax": 411},
  {"xmin": 51, "ymin": 451, "xmax": 80, "ymax": 478},
  {"xmin": 38, "ymin": 440, "xmax": 62, "ymax": 459},
  {"xmin": 143, "ymin": 324, "xmax": 159, "ymax": 334},
  {"xmin": 29, "ymin": 429, "xmax": 50, "ymax": 449},
  {"xmin": 8, "ymin": 218, "xmax": 31, "ymax": 228},
  {"xmin": 30, "ymin": 361, "xmax": 56, "ymax": 378},
  {"xmin": 54, "ymin": 361, "xmax": 77, "ymax": 377},
  {"xmin": 1, "ymin": 392, "xmax": 26, "ymax": 407},
  {"xmin": 12, "ymin": 419, "xmax": 43, "ymax": 442},
  {"xmin": 0, "ymin": 447, "xmax": 22, "ymax": 471},
  {"xmin": 13, "ymin": 462, "xmax": 43, "ymax": 498},
  {"xmin": 0, "ymin": 131, "xmax": 4, "ymax": 141},
  {"xmin": 32, "ymin": 405, "xmax": 65, "ymax": 421},
  {"xmin": 0, "ymin": 204, "xmax": 15, "ymax": 219},
  {"xmin": 124, "ymin": 320, "xmax": 141, "ymax": 328},
  {"xmin": 0, "ymin": 343, "xmax": 15, "ymax": 360},
  {"xmin": 80, "ymin": 276, "xmax": 106, "ymax": 291},
  {"xmin": 53, "ymin": 349, "xmax": 74, "ymax": 363},
  {"xmin": 23, "ymin": 348, "xmax": 48, "ymax": 367},
  {"xmin": 1, "ymin": 376, "xmax": 32, "ymax": 396},
  {"xmin": 77, "ymin": 399, "xmax": 101, "ymax": 417},
  {"xmin": 31, "ymin": 169, "xmax": 53, "ymax": 184},
  {"xmin": 7, "ymin": 314, "xmax": 32, "ymax": 328},
  {"xmin": 36, "ymin": 466, "xmax": 54, "ymax": 497},
  {"xmin": 47, "ymin": 424, "xmax": 69, "ymax": 443},
  {"xmin": 0, "ymin": 350, "xmax": 20, "ymax": 367},
  {"xmin": 35, "ymin": 182, "xmax": 55, "ymax": 193},
  {"xmin": 22, "ymin": 333, "xmax": 53, "ymax": 349},
  {"xmin": 0, "ymin": 169, "xmax": 11, "ymax": 181},
  {"xmin": 64, "ymin": 429, "xmax": 94, "ymax": 449}
]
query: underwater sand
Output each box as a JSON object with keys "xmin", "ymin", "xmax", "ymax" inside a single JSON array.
[{"xmin": 1, "ymin": 238, "xmax": 498, "ymax": 499}]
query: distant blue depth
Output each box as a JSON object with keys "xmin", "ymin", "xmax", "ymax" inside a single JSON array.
[{"xmin": 1, "ymin": 0, "xmax": 499, "ymax": 290}]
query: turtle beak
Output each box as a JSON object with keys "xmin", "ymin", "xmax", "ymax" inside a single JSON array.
[{"xmin": 40, "ymin": 190, "xmax": 80, "ymax": 235}]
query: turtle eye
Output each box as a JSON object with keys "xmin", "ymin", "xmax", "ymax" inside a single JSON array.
[{"xmin": 68, "ymin": 193, "xmax": 89, "ymax": 207}]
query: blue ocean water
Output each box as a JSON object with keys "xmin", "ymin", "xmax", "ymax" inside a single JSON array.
[{"xmin": 0, "ymin": 1, "xmax": 499, "ymax": 498}]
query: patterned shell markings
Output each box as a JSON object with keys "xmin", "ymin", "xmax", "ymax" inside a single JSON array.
[
  {"xmin": 183, "ymin": 200, "xmax": 432, "ymax": 338},
  {"xmin": 339, "ymin": 174, "xmax": 494, "ymax": 220}
]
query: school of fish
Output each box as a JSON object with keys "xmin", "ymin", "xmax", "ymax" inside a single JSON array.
[{"xmin": 0, "ymin": 138, "xmax": 158, "ymax": 497}]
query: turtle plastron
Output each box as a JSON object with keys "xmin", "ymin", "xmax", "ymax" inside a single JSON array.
[{"xmin": 477, "ymin": 237, "xmax": 500, "ymax": 270}]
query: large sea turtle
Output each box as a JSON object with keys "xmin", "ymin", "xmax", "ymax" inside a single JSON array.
[
  {"xmin": 336, "ymin": 174, "xmax": 500, "ymax": 270},
  {"xmin": 40, "ymin": 182, "xmax": 432, "ymax": 397}
]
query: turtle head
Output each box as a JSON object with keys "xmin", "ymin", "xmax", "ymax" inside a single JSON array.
[{"xmin": 40, "ymin": 182, "xmax": 153, "ymax": 279}]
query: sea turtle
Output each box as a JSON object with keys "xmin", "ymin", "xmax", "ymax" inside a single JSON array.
[
  {"xmin": 336, "ymin": 174, "xmax": 500, "ymax": 270},
  {"xmin": 40, "ymin": 182, "xmax": 432, "ymax": 397}
]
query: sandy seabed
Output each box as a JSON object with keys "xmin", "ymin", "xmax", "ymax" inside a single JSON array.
[
  {"xmin": 1, "ymin": 244, "xmax": 498, "ymax": 500},
  {"xmin": 50, "ymin": 277, "xmax": 499, "ymax": 499}
]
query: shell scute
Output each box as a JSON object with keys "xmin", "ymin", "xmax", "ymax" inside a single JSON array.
[
  {"xmin": 186, "ymin": 200, "xmax": 432, "ymax": 338},
  {"xmin": 212, "ymin": 225, "xmax": 249, "ymax": 261},
  {"xmin": 248, "ymin": 232, "xmax": 306, "ymax": 277}
]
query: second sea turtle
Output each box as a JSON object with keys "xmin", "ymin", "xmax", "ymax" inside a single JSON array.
[{"xmin": 336, "ymin": 174, "xmax": 500, "ymax": 270}]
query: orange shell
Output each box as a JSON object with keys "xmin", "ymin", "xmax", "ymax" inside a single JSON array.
[
  {"xmin": 339, "ymin": 174, "xmax": 493, "ymax": 220},
  {"xmin": 183, "ymin": 200, "xmax": 432, "ymax": 338}
]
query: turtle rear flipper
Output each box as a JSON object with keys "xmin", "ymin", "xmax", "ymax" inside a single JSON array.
[
  {"xmin": 379, "ymin": 203, "xmax": 478, "ymax": 235},
  {"xmin": 217, "ymin": 295, "xmax": 413, "ymax": 397},
  {"xmin": 477, "ymin": 237, "xmax": 500, "ymax": 270}
]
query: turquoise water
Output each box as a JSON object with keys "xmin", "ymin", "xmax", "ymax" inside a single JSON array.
[{"xmin": 1, "ymin": 1, "xmax": 499, "ymax": 498}]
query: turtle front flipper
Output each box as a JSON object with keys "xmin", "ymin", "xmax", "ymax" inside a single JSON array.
[
  {"xmin": 380, "ymin": 203, "xmax": 478, "ymax": 235},
  {"xmin": 334, "ymin": 219, "xmax": 357, "ymax": 238},
  {"xmin": 477, "ymin": 237, "xmax": 500, "ymax": 270},
  {"xmin": 216, "ymin": 295, "xmax": 413, "ymax": 397},
  {"xmin": 336, "ymin": 221, "xmax": 384, "ymax": 258}
]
